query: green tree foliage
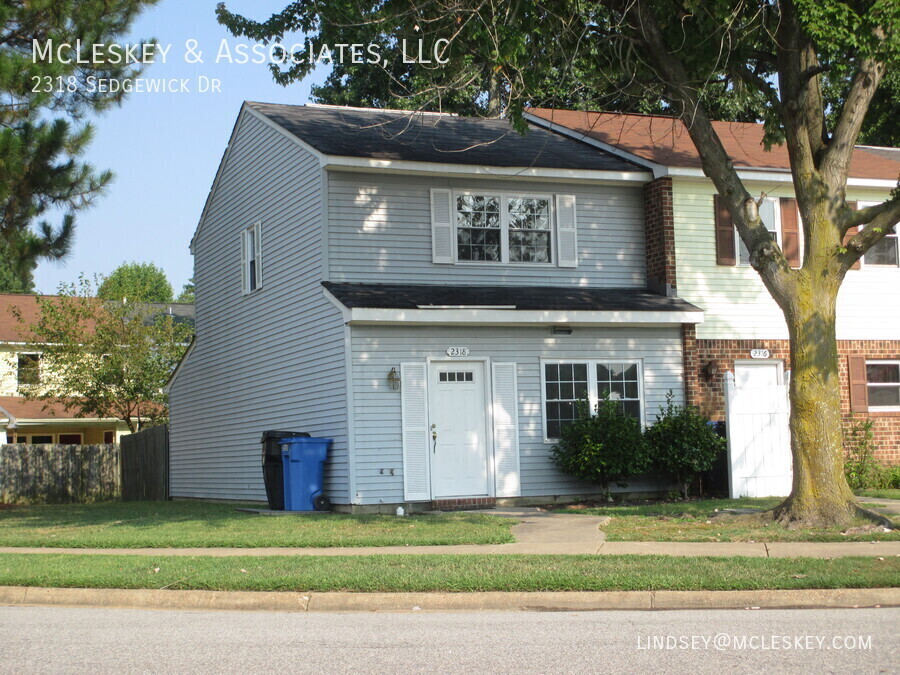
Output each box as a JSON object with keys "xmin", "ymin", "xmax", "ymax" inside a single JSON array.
[
  {"xmin": 0, "ymin": 0, "xmax": 160, "ymax": 292},
  {"xmin": 176, "ymin": 278, "xmax": 195, "ymax": 303},
  {"xmin": 644, "ymin": 393, "xmax": 726, "ymax": 498},
  {"xmin": 98, "ymin": 262, "xmax": 173, "ymax": 303},
  {"xmin": 550, "ymin": 400, "xmax": 651, "ymax": 497},
  {"xmin": 12, "ymin": 276, "xmax": 192, "ymax": 432},
  {"xmin": 218, "ymin": 0, "xmax": 900, "ymax": 527}
]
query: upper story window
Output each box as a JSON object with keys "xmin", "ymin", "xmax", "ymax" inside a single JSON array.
[
  {"xmin": 241, "ymin": 222, "xmax": 262, "ymax": 293},
  {"xmin": 455, "ymin": 193, "xmax": 552, "ymax": 264},
  {"xmin": 432, "ymin": 189, "xmax": 577, "ymax": 268},
  {"xmin": 858, "ymin": 202, "xmax": 898, "ymax": 267},
  {"xmin": 737, "ymin": 198, "xmax": 780, "ymax": 266},
  {"xmin": 17, "ymin": 353, "xmax": 40, "ymax": 388}
]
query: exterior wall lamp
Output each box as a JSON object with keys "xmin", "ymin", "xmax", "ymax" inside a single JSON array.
[
  {"xmin": 701, "ymin": 359, "xmax": 720, "ymax": 382},
  {"xmin": 387, "ymin": 367, "xmax": 401, "ymax": 391}
]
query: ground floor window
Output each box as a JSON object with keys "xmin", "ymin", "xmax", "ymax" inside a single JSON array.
[
  {"xmin": 866, "ymin": 360, "xmax": 900, "ymax": 409},
  {"xmin": 542, "ymin": 360, "xmax": 644, "ymax": 440}
]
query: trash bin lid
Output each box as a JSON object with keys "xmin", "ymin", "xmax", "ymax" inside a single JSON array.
[{"xmin": 260, "ymin": 430, "xmax": 310, "ymax": 443}]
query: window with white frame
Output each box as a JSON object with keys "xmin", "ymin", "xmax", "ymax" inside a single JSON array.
[
  {"xmin": 866, "ymin": 361, "xmax": 900, "ymax": 409},
  {"xmin": 543, "ymin": 360, "xmax": 644, "ymax": 439},
  {"xmin": 456, "ymin": 193, "xmax": 552, "ymax": 263},
  {"xmin": 17, "ymin": 353, "xmax": 40, "ymax": 388},
  {"xmin": 242, "ymin": 222, "xmax": 262, "ymax": 293},
  {"xmin": 858, "ymin": 201, "xmax": 898, "ymax": 267},
  {"xmin": 737, "ymin": 198, "xmax": 779, "ymax": 265}
]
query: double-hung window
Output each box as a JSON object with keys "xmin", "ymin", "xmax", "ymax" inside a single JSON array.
[
  {"xmin": 242, "ymin": 222, "xmax": 262, "ymax": 293},
  {"xmin": 858, "ymin": 201, "xmax": 898, "ymax": 267},
  {"xmin": 866, "ymin": 361, "xmax": 900, "ymax": 410},
  {"xmin": 17, "ymin": 353, "xmax": 40, "ymax": 389},
  {"xmin": 456, "ymin": 193, "xmax": 552, "ymax": 264},
  {"xmin": 542, "ymin": 360, "xmax": 644, "ymax": 440},
  {"xmin": 737, "ymin": 198, "xmax": 780, "ymax": 266}
]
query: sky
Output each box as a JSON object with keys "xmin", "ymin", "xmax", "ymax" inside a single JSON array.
[{"xmin": 33, "ymin": 1, "xmax": 327, "ymax": 295}]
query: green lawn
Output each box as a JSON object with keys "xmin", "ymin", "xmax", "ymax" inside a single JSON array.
[
  {"xmin": 0, "ymin": 553, "xmax": 895, "ymax": 592},
  {"xmin": 856, "ymin": 489, "xmax": 900, "ymax": 500},
  {"xmin": 0, "ymin": 502, "xmax": 514, "ymax": 548},
  {"xmin": 558, "ymin": 498, "xmax": 900, "ymax": 543}
]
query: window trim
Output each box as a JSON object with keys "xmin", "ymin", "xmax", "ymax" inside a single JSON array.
[
  {"xmin": 241, "ymin": 221, "xmax": 263, "ymax": 294},
  {"xmin": 453, "ymin": 190, "xmax": 556, "ymax": 266},
  {"xmin": 858, "ymin": 201, "xmax": 899, "ymax": 268},
  {"xmin": 539, "ymin": 358, "xmax": 645, "ymax": 443},
  {"xmin": 736, "ymin": 197, "xmax": 782, "ymax": 267},
  {"xmin": 865, "ymin": 359, "xmax": 900, "ymax": 412}
]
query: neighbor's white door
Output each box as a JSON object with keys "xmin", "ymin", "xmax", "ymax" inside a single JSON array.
[
  {"xmin": 428, "ymin": 362, "xmax": 489, "ymax": 498},
  {"xmin": 726, "ymin": 361, "xmax": 793, "ymax": 498}
]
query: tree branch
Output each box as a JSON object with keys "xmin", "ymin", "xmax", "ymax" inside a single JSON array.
[{"xmin": 841, "ymin": 198, "xmax": 900, "ymax": 268}]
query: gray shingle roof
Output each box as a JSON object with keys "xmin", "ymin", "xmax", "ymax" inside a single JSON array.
[
  {"xmin": 323, "ymin": 282, "xmax": 702, "ymax": 313},
  {"xmin": 248, "ymin": 103, "xmax": 644, "ymax": 172}
]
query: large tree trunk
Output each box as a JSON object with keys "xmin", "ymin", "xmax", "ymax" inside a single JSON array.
[{"xmin": 773, "ymin": 278, "xmax": 857, "ymax": 527}]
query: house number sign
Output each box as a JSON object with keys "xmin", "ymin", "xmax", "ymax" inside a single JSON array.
[
  {"xmin": 750, "ymin": 349, "xmax": 771, "ymax": 359},
  {"xmin": 446, "ymin": 347, "xmax": 470, "ymax": 357}
]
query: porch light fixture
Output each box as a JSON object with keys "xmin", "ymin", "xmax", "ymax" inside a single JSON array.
[
  {"xmin": 551, "ymin": 326, "xmax": 573, "ymax": 336},
  {"xmin": 701, "ymin": 359, "xmax": 720, "ymax": 382},
  {"xmin": 387, "ymin": 367, "xmax": 401, "ymax": 391}
]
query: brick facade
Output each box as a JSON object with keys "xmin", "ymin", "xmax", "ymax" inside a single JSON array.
[
  {"xmin": 681, "ymin": 325, "xmax": 900, "ymax": 464},
  {"xmin": 432, "ymin": 497, "xmax": 497, "ymax": 511},
  {"xmin": 643, "ymin": 177, "xmax": 677, "ymax": 295}
]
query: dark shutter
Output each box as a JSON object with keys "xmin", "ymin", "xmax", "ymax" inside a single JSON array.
[
  {"xmin": 780, "ymin": 198, "xmax": 801, "ymax": 267},
  {"xmin": 848, "ymin": 355, "xmax": 868, "ymax": 413},
  {"xmin": 714, "ymin": 194, "xmax": 736, "ymax": 266},
  {"xmin": 844, "ymin": 201, "xmax": 861, "ymax": 270}
]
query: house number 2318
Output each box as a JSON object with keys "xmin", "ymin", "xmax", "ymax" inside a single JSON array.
[{"xmin": 446, "ymin": 347, "xmax": 470, "ymax": 357}]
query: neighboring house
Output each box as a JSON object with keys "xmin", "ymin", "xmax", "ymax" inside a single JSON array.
[
  {"xmin": 0, "ymin": 293, "xmax": 194, "ymax": 444},
  {"xmin": 526, "ymin": 109, "xmax": 900, "ymax": 464},
  {"xmin": 168, "ymin": 103, "xmax": 704, "ymax": 509}
]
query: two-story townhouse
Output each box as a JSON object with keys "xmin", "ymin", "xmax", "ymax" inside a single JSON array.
[
  {"xmin": 0, "ymin": 294, "xmax": 130, "ymax": 444},
  {"xmin": 526, "ymin": 109, "xmax": 900, "ymax": 465},
  {"xmin": 168, "ymin": 103, "xmax": 704, "ymax": 510}
]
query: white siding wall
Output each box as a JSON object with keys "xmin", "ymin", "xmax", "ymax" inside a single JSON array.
[
  {"xmin": 673, "ymin": 178, "xmax": 900, "ymax": 340},
  {"xmin": 349, "ymin": 325, "xmax": 683, "ymax": 504},
  {"xmin": 169, "ymin": 111, "xmax": 349, "ymax": 502},
  {"xmin": 327, "ymin": 172, "xmax": 647, "ymax": 287}
]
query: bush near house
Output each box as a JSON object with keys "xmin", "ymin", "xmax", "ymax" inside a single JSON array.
[
  {"xmin": 552, "ymin": 392, "xmax": 723, "ymax": 497},
  {"xmin": 550, "ymin": 399, "xmax": 651, "ymax": 498},
  {"xmin": 843, "ymin": 416, "xmax": 900, "ymax": 491},
  {"xmin": 644, "ymin": 393, "xmax": 725, "ymax": 498}
]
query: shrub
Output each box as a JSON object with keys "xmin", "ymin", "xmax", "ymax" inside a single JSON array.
[
  {"xmin": 644, "ymin": 392, "xmax": 725, "ymax": 498},
  {"xmin": 843, "ymin": 416, "xmax": 893, "ymax": 490},
  {"xmin": 550, "ymin": 398, "xmax": 651, "ymax": 497}
]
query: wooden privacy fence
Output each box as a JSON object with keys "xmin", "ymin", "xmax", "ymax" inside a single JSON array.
[
  {"xmin": 0, "ymin": 444, "xmax": 120, "ymax": 504},
  {"xmin": 120, "ymin": 424, "xmax": 169, "ymax": 501}
]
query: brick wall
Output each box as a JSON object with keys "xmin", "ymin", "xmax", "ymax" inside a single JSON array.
[
  {"xmin": 683, "ymin": 334, "xmax": 900, "ymax": 464},
  {"xmin": 643, "ymin": 177, "xmax": 676, "ymax": 295}
]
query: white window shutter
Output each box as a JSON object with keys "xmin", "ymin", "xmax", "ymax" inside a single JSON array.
[
  {"xmin": 401, "ymin": 362, "xmax": 431, "ymax": 501},
  {"xmin": 240, "ymin": 229, "xmax": 249, "ymax": 294},
  {"xmin": 430, "ymin": 188, "xmax": 454, "ymax": 264},
  {"xmin": 492, "ymin": 362, "xmax": 521, "ymax": 497},
  {"xmin": 556, "ymin": 194, "xmax": 578, "ymax": 268},
  {"xmin": 253, "ymin": 222, "xmax": 262, "ymax": 288}
]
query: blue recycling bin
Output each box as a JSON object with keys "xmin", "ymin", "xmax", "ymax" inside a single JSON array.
[{"xmin": 280, "ymin": 437, "xmax": 332, "ymax": 511}]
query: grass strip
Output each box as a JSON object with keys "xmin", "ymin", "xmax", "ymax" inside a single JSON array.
[
  {"xmin": 560, "ymin": 498, "xmax": 900, "ymax": 543},
  {"xmin": 0, "ymin": 502, "xmax": 514, "ymax": 548},
  {"xmin": 856, "ymin": 489, "xmax": 900, "ymax": 500},
  {"xmin": 0, "ymin": 553, "xmax": 896, "ymax": 592}
]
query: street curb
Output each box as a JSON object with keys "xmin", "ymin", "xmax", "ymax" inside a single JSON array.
[{"xmin": 0, "ymin": 586, "xmax": 896, "ymax": 613}]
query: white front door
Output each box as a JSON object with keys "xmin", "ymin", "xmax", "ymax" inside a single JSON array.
[{"xmin": 428, "ymin": 361, "xmax": 489, "ymax": 498}]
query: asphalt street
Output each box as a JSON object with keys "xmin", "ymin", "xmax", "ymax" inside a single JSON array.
[{"xmin": 0, "ymin": 606, "xmax": 896, "ymax": 673}]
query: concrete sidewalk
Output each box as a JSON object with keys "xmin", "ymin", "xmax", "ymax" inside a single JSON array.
[{"xmin": 1, "ymin": 540, "xmax": 898, "ymax": 558}]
